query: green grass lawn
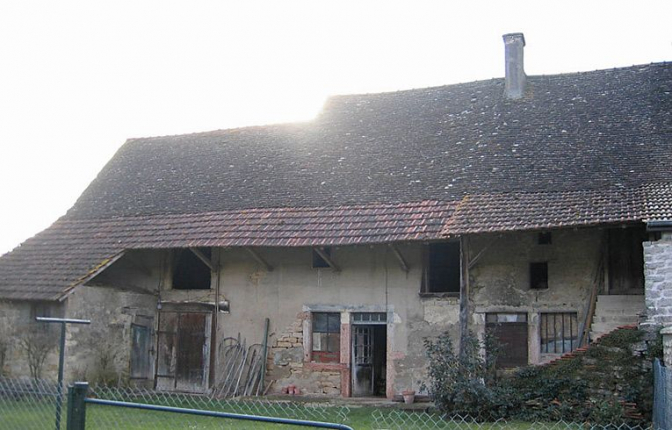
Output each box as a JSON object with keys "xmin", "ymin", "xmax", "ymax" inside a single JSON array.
[{"xmin": 0, "ymin": 398, "xmax": 591, "ymax": 429}]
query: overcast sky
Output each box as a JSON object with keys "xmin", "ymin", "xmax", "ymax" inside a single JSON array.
[{"xmin": 0, "ymin": 0, "xmax": 670, "ymax": 255}]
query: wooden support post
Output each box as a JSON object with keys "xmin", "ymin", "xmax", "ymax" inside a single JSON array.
[
  {"xmin": 388, "ymin": 244, "xmax": 409, "ymax": 273},
  {"xmin": 245, "ymin": 248, "xmax": 274, "ymax": 272},
  {"xmin": 459, "ymin": 236, "xmax": 470, "ymax": 356},
  {"xmin": 313, "ymin": 247, "xmax": 340, "ymax": 272},
  {"xmin": 189, "ymin": 248, "xmax": 214, "ymax": 271}
]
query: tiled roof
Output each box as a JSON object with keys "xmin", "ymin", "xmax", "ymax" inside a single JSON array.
[
  {"xmin": 1, "ymin": 63, "xmax": 671, "ymax": 301},
  {"xmin": 442, "ymin": 183, "xmax": 672, "ymax": 235},
  {"xmin": 0, "ymin": 201, "xmax": 454, "ymax": 301},
  {"xmin": 66, "ymin": 63, "xmax": 672, "ymax": 219}
]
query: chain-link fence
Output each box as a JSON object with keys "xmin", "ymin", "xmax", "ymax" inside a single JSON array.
[
  {"xmin": 0, "ymin": 377, "xmax": 656, "ymax": 429},
  {"xmin": 84, "ymin": 384, "xmax": 351, "ymax": 429},
  {"xmin": 370, "ymin": 410, "xmax": 653, "ymax": 430},
  {"xmin": 0, "ymin": 377, "xmax": 65, "ymax": 429}
]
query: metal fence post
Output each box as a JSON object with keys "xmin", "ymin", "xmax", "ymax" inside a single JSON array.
[{"xmin": 66, "ymin": 382, "xmax": 89, "ymax": 430}]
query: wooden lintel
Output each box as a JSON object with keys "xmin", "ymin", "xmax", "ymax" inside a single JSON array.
[
  {"xmin": 245, "ymin": 248, "xmax": 274, "ymax": 272},
  {"xmin": 388, "ymin": 244, "xmax": 409, "ymax": 273},
  {"xmin": 189, "ymin": 247, "xmax": 214, "ymax": 271},
  {"xmin": 467, "ymin": 235, "xmax": 499, "ymax": 270},
  {"xmin": 314, "ymin": 247, "xmax": 340, "ymax": 272}
]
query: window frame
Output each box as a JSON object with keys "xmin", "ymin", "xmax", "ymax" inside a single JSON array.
[
  {"xmin": 539, "ymin": 312, "xmax": 578, "ymax": 354},
  {"xmin": 421, "ymin": 241, "xmax": 461, "ymax": 295},
  {"xmin": 171, "ymin": 248, "xmax": 212, "ymax": 290},
  {"xmin": 311, "ymin": 312, "xmax": 341, "ymax": 363}
]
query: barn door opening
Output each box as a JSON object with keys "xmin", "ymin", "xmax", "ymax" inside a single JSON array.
[
  {"xmin": 485, "ymin": 313, "xmax": 528, "ymax": 368},
  {"xmin": 156, "ymin": 310, "xmax": 212, "ymax": 392},
  {"xmin": 351, "ymin": 313, "xmax": 387, "ymax": 397}
]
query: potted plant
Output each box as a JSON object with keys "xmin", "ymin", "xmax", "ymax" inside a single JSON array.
[{"xmin": 401, "ymin": 389, "xmax": 415, "ymax": 404}]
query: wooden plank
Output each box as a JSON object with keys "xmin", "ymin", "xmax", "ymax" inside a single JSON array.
[
  {"xmin": 245, "ymin": 248, "xmax": 274, "ymax": 272},
  {"xmin": 468, "ymin": 235, "xmax": 499, "ymax": 270}
]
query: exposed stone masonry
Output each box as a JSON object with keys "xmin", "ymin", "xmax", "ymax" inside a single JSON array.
[
  {"xmin": 644, "ymin": 232, "xmax": 672, "ymax": 325},
  {"xmin": 266, "ymin": 312, "xmax": 341, "ymax": 396}
]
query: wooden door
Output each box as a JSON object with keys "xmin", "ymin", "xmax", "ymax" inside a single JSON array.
[
  {"xmin": 156, "ymin": 311, "xmax": 211, "ymax": 392},
  {"xmin": 486, "ymin": 313, "xmax": 528, "ymax": 368},
  {"xmin": 130, "ymin": 324, "xmax": 151, "ymax": 380}
]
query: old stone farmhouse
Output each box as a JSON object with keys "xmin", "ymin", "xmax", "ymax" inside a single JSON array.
[{"xmin": 0, "ymin": 33, "xmax": 670, "ymax": 398}]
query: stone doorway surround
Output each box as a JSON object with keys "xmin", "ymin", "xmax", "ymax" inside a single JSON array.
[{"xmin": 302, "ymin": 305, "xmax": 394, "ymax": 398}]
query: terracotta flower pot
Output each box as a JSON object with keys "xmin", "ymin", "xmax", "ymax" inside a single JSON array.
[{"xmin": 401, "ymin": 390, "xmax": 415, "ymax": 404}]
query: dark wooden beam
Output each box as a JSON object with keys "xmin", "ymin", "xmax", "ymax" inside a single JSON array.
[
  {"xmin": 313, "ymin": 247, "xmax": 340, "ymax": 272},
  {"xmin": 388, "ymin": 244, "xmax": 409, "ymax": 273},
  {"xmin": 189, "ymin": 247, "xmax": 214, "ymax": 271},
  {"xmin": 468, "ymin": 235, "xmax": 499, "ymax": 270},
  {"xmin": 245, "ymin": 248, "xmax": 274, "ymax": 272}
]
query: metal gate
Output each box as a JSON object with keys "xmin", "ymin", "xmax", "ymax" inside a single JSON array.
[{"xmin": 654, "ymin": 358, "xmax": 671, "ymax": 430}]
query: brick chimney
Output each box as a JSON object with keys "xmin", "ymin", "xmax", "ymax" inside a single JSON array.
[{"xmin": 503, "ymin": 33, "xmax": 526, "ymax": 99}]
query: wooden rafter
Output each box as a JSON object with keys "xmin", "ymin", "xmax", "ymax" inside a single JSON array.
[
  {"xmin": 388, "ymin": 244, "xmax": 409, "ymax": 273},
  {"xmin": 245, "ymin": 248, "xmax": 274, "ymax": 272},
  {"xmin": 189, "ymin": 247, "xmax": 214, "ymax": 271},
  {"xmin": 313, "ymin": 247, "xmax": 340, "ymax": 272},
  {"xmin": 468, "ymin": 235, "xmax": 499, "ymax": 270}
]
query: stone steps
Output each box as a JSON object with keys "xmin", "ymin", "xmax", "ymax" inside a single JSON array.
[{"xmin": 589, "ymin": 295, "xmax": 644, "ymax": 341}]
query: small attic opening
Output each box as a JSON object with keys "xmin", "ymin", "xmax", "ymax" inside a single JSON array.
[{"xmin": 172, "ymin": 248, "xmax": 212, "ymax": 290}]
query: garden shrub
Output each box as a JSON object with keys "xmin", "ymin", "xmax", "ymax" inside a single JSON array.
[{"xmin": 423, "ymin": 328, "xmax": 654, "ymax": 425}]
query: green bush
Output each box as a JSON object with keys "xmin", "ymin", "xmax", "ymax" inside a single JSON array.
[{"xmin": 422, "ymin": 328, "xmax": 653, "ymax": 425}]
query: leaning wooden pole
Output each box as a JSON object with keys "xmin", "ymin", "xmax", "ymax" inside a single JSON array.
[{"xmin": 257, "ymin": 318, "xmax": 270, "ymax": 396}]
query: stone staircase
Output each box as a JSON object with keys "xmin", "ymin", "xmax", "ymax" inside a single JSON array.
[{"xmin": 589, "ymin": 295, "xmax": 645, "ymax": 341}]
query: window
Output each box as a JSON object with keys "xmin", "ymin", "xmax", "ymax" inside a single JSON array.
[
  {"xmin": 172, "ymin": 249, "xmax": 211, "ymax": 290},
  {"xmin": 312, "ymin": 248, "xmax": 332, "ymax": 269},
  {"xmin": 540, "ymin": 312, "xmax": 578, "ymax": 354},
  {"xmin": 530, "ymin": 262, "xmax": 548, "ymax": 290},
  {"xmin": 423, "ymin": 242, "xmax": 460, "ymax": 293},
  {"xmin": 312, "ymin": 312, "xmax": 340, "ymax": 363},
  {"xmin": 537, "ymin": 232, "xmax": 552, "ymax": 245}
]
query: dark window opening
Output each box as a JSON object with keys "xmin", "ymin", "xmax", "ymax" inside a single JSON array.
[
  {"xmin": 423, "ymin": 242, "xmax": 460, "ymax": 293},
  {"xmin": 540, "ymin": 312, "xmax": 578, "ymax": 354},
  {"xmin": 538, "ymin": 232, "xmax": 552, "ymax": 245},
  {"xmin": 312, "ymin": 248, "xmax": 332, "ymax": 269},
  {"xmin": 530, "ymin": 262, "xmax": 548, "ymax": 290},
  {"xmin": 172, "ymin": 249, "xmax": 212, "ymax": 290},
  {"xmin": 608, "ymin": 227, "xmax": 646, "ymax": 294},
  {"xmin": 312, "ymin": 312, "xmax": 340, "ymax": 363}
]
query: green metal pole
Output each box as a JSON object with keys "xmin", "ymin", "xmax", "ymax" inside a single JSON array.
[
  {"xmin": 55, "ymin": 322, "xmax": 66, "ymax": 429},
  {"xmin": 66, "ymin": 382, "xmax": 89, "ymax": 430}
]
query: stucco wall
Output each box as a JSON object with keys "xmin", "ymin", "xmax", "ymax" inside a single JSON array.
[
  {"xmin": 211, "ymin": 244, "xmax": 458, "ymax": 397},
  {"xmin": 63, "ymin": 285, "xmax": 157, "ymax": 384},
  {"xmin": 468, "ymin": 229, "xmax": 600, "ymax": 364}
]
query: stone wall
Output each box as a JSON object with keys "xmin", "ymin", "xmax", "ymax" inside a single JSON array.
[
  {"xmin": 468, "ymin": 229, "xmax": 601, "ymax": 364},
  {"xmin": 266, "ymin": 312, "xmax": 341, "ymax": 395},
  {"xmin": 0, "ymin": 300, "xmax": 63, "ymax": 378},
  {"xmin": 644, "ymin": 232, "xmax": 672, "ymax": 325}
]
